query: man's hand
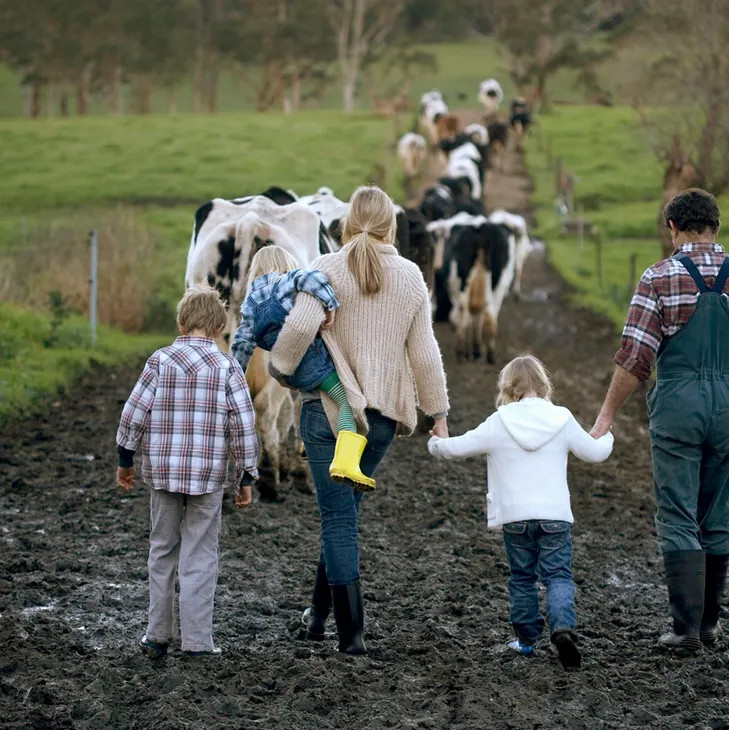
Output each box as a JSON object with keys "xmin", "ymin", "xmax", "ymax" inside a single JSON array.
[
  {"xmin": 320, "ymin": 309, "xmax": 335, "ymax": 331},
  {"xmin": 117, "ymin": 466, "xmax": 135, "ymax": 491},
  {"xmin": 590, "ymin": 417, "xmax": 612, "ymax": 439},
  {"xmin": 430, "ymin": 416, "xmax": 449, "ymax": 439},
  {"xmin": 235, "ymin": 486, "xmax": 252, "ymax": 508}
]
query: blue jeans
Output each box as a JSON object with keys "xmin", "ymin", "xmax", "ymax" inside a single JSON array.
[
  {"xmin": 253, "ymin": 293, "xmax": 334, "ymax": 391},
  {"xmin": 300, "ymin": 399, "xmax": 397, "ymax": 585},
  {"xmin": 502, "ymin": 520, "xmax": 576, "ymax": 645}
]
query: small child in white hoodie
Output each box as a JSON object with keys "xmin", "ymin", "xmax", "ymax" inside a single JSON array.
[{"xmin": 428, "ymin": 354, "xmax": 613, "ymax": 669}]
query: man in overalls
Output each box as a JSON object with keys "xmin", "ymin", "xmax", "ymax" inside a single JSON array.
[{"xmin": 592, "ymin": 188, "xmax": 729, "ymax": 652}]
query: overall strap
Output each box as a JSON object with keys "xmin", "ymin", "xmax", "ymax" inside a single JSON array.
[
  {"xmin": 674, "ymin": 253, "xmax": 709, "ymax": 293},
  {"xmin": 711, "ymin": 256, "xmax": 729, "ymax": 293}
]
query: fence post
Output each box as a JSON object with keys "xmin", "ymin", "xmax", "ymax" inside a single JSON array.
[
  {"xmin": 578, "ymin": 202, "xmax": 585, "ymax": 253},
  {"xmin": 629, "ymin": 252, "xmax": 638, "ymax": 296},
  {"xmin": 89, "ymin": 230, "xmax": 98, "ymax": 347},
  {"xmin": 595, "ymin": 229, "xmax": 603, "ymax": 289}
]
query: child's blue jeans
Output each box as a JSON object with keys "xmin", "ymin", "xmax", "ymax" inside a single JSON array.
[
  {"xmin": 253, "ymin": 292, "xmax": 334, "ymax": 391},
  {"xmin": 502, "ymin": 519, "xmax": 576, "ymax": 645}
]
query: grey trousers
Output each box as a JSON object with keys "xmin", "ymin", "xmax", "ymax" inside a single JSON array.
[{"xmin": 146, "ymin": 488, "xmax": 223, "ymax": 652}]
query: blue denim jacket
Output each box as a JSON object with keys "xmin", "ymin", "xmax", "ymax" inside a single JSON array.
[{"xmin": 231, "ymin": 269, "xmax": 338, "ymax": 372}]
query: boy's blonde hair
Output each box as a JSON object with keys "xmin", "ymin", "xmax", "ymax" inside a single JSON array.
[
  {"xmin": 246, "ymin": 245, "xmax": 299, "ymax": 295},
  {"xmin": 177, "ymin": 283, "xmax": 227, "ymax": 337},
  {"xmin": 496, "ymin": 354, "xmax": 553, "ymax": 407},
  {"xmin": 342, "ymin": 185, "xmax": 397, "ymax": 296}
]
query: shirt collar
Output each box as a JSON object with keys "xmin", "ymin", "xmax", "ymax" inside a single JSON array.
[
  {"xmin": 677, "ymin": 241, "xmax": 726, "ymax": 255},
  {"xmin": 175, "ymin": 335, "xmax": 219, "ymax": 349}
]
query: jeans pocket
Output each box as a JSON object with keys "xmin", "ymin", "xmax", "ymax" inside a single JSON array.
[
  {"xmin": 539, "ymin": 520, "xmax": 570, "ymax": 534},
  {"xmin": 503, "ymin": 521, "xmax": 528, "ymax": 535},
  {"xmin": 539, "ymin": 521, "xmax": 570, "ymax": 550},
  {"xmin": 302, "ymin": 403, "xmax": 335, "ymax": 445}
]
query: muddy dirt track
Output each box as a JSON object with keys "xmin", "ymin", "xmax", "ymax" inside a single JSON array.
[{"xmin": 3, "ymin": 135, "xmax": 729, "ymax": 730}]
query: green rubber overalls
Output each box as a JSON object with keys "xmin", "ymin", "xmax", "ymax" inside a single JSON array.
[{"xmin": 648, "ymin": 253, "xmax": 729, "ymax": 555}]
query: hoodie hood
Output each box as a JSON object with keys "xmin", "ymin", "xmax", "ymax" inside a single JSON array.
[{"xmin": 497, "ymin": 398, "xmax": 571, "ymax": 451}]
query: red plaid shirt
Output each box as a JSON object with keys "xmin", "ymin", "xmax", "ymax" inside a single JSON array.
[
  {"xmin": 116, "ymin": 336, "xmax": 259, "ymax": 494},
  {"xmin": 615, "ymin": 242, "xmax": 729, "ymax": 382}
]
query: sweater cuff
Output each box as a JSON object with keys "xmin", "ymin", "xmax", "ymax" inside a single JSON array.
[{"xmin": 117, "ymin": 445, "xmax": 135, "ymax": 468}]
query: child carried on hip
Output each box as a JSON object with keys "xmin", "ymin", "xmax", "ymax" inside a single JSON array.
[
  {"xmin": 428, "ymin": 354, "xmax": 614, "ymax": 669},
  {"xmin": 231, "ymin": 245, "xmax": 375, "ymax": 492}
]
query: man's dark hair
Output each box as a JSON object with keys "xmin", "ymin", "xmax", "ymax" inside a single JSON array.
[{"xmin": 663, "ymin": 188, "xmax": 721, "ymax": 235}]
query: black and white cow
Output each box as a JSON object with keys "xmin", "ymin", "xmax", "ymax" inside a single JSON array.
[
  {"xmin": 186, "ymin": 195, "xmax": 324, "ymax": 345},
  {"xmin": 186, "ymin": 193, "xmax": 323, "ymax": 497},
  {"xmin": 447, "ymin": 222, "xmax": 514, "ymax": 363},
  {"xmin": 488, "ymin": 209, "xmax": 533, "ymax": 299},
  {"xmin": 430, "ymin": 215, "xmax": 515, "ymax": 363}
]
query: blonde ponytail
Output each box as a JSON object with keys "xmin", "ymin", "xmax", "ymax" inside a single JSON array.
[{"xmin": 342, "ymin": 185, "xmax": 396, "ymax": 296}]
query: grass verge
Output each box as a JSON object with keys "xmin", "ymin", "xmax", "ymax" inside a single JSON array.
[
  {"xmin": 0, "ymin": 302, "xmax": 168, "ymax": 429},
  {"xmin": 526, "ymin": 105, "xmax": 675, "ymax": 331},
  {"xmin": 0, "ymin": 109, "xmax": 397, "ymax": 427}
]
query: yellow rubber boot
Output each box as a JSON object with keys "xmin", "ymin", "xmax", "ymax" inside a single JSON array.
[{"xmin": 329, "ymin": 431, "xmax": 376, "ymax": 492}]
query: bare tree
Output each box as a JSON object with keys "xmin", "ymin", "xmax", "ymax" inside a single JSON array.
[
  {"xmin": 327, "ymin": 0, "xmax": 404, "ymax": 112},
  {"xmin": 493, "ymin": 0, "xmax": 633, "ymax": 108},
  {"xmin": 634, "ymin": 0, "xmax": 729, "ymax": 254}
]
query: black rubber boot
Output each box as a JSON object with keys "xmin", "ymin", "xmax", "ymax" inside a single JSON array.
[
  {"xmin": 331, "ymin": 580, "xmax": 367, "ymax": 655},
  {"xmin": 301, "ymin": 561, "xmax": 331, "ymax": 641},
  {"xmin": 551, "ymin": 630, "xmax": 581, "ymax": 670},
  {"xmin": 658, "ymin": 550, "xmax": 705, "ymax": 652},
  {"xmin": 700, "ymin": 553, "xmax": 729, "ymax": 645}
]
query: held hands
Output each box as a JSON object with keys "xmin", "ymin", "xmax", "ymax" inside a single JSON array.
[
  {"xmin": 116, "ymin": 466, "xmax": 135, "ymax": 491},
  {"xmin": 590, "ymin": 414, "xmax": 613, "ymax": 439},
  {"xmin": 429, "ymin": 416, "xmax": 449, "ymax": 439}
]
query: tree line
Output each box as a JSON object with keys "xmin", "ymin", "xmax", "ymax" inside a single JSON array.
[{"xmin": 0, "ymin": 0, "xmax": 637, "ymax": 118}]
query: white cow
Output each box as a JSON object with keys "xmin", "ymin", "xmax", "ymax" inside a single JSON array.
[
  {"xmin": 397, "ymin": 132, "xmax": 427, "ymax": 178},
  {"xmin": 185, "ymin": 195, "xmax": 322, "ymax": 496},
  {"xmin": 419, "ymin": 97, "xmax": 449, "ymax": 145},
  {"xmin": 445, "ymin": 141, "xmax": 483, "ymax": 200},
  {"xmin": 488, "ymin": 209, "xmax": 533, "ymax": 298},
  {"xmin": 479, "ymin": 79, "xmax": 504, "ymax": 117}
]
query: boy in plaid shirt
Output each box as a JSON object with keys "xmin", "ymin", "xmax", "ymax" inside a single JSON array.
[{"xmin": 116, "ymin": 284, "xmax": 258, "ymax": 658}]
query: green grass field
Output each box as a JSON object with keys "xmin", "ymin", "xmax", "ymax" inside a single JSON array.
[
  {"xmin": 0, "ymin": 109, "xmax": 398, "ymax": 426},
  {"xmin": 524, "ymin": 104, "xmax": 729, "ymax": 331}
]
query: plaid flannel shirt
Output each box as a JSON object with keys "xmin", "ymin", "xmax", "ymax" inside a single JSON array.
[
  {"xmin": 230, "ymin": 269, "xmax": 339, "ymax": 372},
  {"xmin": 116, "ymin": 336, "xmax": 259, "ymax": 494},
  {"xmin": 615, "ymin": 242, "xmax": 729, "ymax": 382}
]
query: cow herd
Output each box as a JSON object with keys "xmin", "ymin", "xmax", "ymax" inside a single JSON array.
[{"xmin": 183, "ymin": 82, "xmax": 534, "ymax": 495}]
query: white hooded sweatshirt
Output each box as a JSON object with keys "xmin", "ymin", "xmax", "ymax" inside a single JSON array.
[{"xmin": 428, "ymin": 398, "xmax": 614, "ymax": 527}]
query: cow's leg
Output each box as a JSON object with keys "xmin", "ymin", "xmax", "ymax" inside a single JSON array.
[
  {"xmin": 254, "ymin": 389, "xmax": 283, "ymax": 502},
  {"xmin": 472, "ymin": 311, "xmax": 486, "ymax": 360},
  {"xmin": 483, "ymin": 311, "xmax": 498, "ymax": 365}
]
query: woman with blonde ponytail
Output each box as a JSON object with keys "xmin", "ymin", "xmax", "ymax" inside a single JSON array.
[{"xmin": 270, "ymin": 185, "xmax": 449, "ymax": 655}]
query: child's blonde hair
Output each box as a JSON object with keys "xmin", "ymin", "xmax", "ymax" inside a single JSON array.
[
  {"xmin": 177, "ymin": 283, "xmax": 227, "ymax": 337},
  {"xmin": 342, "ymin": 185, "xmax": 397, "ymax": 296},
  {"xmin": 246, "ymin": 245, "xmax": 299, "ymax": 294},
  {"xmin": 496, "ymin": 354, "xmax": 553, "ymax": 407}
]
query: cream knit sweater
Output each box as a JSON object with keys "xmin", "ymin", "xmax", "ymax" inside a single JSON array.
[{"xmin": 270, "ymin": 243, "xmax": 449, "ymax": 435}]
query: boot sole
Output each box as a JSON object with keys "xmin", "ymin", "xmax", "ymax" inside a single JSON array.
[
  {"xmin": 553, "ymin": 634, "xmax": 581, "ymax": 669},
  {"xmin": 658, "ymin": 635, "xmax": 702, "ymax": 653},
  {"xmin": 330, "ymin": 471, "xmax": 375, "ymax": 492}
]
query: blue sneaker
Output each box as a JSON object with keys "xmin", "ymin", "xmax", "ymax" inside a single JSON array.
[{"xmin": 507, "ymin": 638, "xmax": 536, "ymax": 656}]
